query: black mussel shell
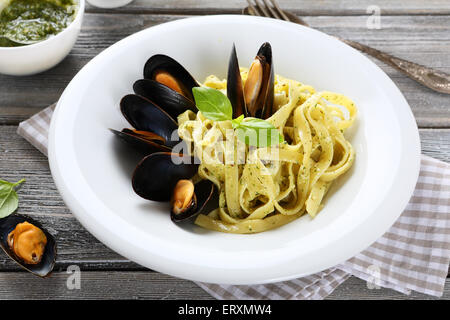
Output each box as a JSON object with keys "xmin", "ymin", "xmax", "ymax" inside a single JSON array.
[
  {"xmin": 132, "ymin": 152, "xmax": 199, "ymax": 202},
  {"xmin": 143, "ymin": 54, "xmax": 198, "ymax": 101},
  {"xmin": 227, "ymin": 44, "xmax": 247, "ymax": 118},
  {"xmin": 0, "ymin": 215, "xmax": 56, "ymax": 277},
  {"xmin": 120, "ymin": 94, "xmax": 180, "ymax": 148},
  {"xmin": 171, "ymin": 180, "xmax": 216, "ymax": 222},
  {"xmin": 133, "ymin": 79, "xmax": 196, "ymax": 120},
  {"xmin": 244, "ymin": 42, "xmax": 274, "ymax": 119},
  {"xmin": 110, "ymin": 128, "xmax": 171, "ymax": 155},
  {"xmin": 262, "ymin": 59, "xmax": 275, "ymax": 119}
]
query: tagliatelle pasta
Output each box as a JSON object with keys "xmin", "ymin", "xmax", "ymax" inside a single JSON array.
[{"xmin": 177, "ymin": 68, "xmax": 357, "ymax": 234}]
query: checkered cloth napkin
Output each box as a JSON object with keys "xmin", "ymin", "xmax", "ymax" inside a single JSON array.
[{"xmin": 18, "ymin": 104, "xmax": 450, "ymax": 299}]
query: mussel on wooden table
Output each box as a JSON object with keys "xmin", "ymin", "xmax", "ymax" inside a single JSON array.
[{"xmin": 0, "ymin": 215, "xmax": 56, "ymax": 277}]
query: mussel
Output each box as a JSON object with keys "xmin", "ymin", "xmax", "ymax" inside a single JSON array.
[
  {"xmin": 226, "ymin": 42, "xmax": 274, "ymax": 119},
  {"xmin": 110, "ymin": 128, "xmax": 171, "ymax": 155},
  {"xmin": 243, "ymin": 42, "xmax": 274, "ymax": 119},
  {"xmin": 170, "ymin": 179, "xmax": 215, "ymax": 222},
  {"xmin": 120, "ymin": 94, "xmax": 180, "ymax": 148},
  {"xmin": 132, "ymin": 152, "xmax": 199, "ymax": 202},
  {"xmin": 111, "ymin": 93, "xmax": 186, "ymax": 154},
  {"xmin": 227, "ymin": 44, "xmax": 247, "ymax": 118},
  {"xmin": 132, "ymin": 152, "xmax": 216, "ymax": 221},
  {"xmin": 0, "ymin": 215, "xmax": 56, "ymax": 277},
  {"xmin": 133, "ymin": 79, "xmax": 196, "ymax": 120},
  {"xmin": 144, "ymin": 54, "xmax": 199, "ymax": 101},
  {"xmin": 171, "ymin": 180, "xmax": 196, "ymax": 216}
]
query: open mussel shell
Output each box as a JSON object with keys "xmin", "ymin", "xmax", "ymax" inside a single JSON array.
[
  {"xmin": 120, "ymin": 94, "xmax": 179, "ymax": 148},
  {"xmin": 227, "ymin": 44, "xmax": 247, "ymax": 118},
  {"xmin": 144, "ymin": 54, "xmax": 198, "ymax": 101},
  {"xmin": 110, "ymin": 128, "xmax": 171, "ymax": 155},
  {"xmin": 170, "ymin": 180, "xmax": 216, "ymax": 222},
  {"xmin": 133, "ymin": 79, "xmax": 196, "ymax": 120},
  {"xmin": 244, "ymin": 42, "xmax": 274, "ymax": 119},
  {"xmin": 132, "ymin": 152, "xmax": 199, "ymax": 202},
  {"xmin": 0, "ymin": 215, "xmax": 56, "ymax": 278}
]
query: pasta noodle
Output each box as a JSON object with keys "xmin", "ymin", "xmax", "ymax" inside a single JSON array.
[{"xmin": 178, "ymin": 68, "xmax": 357, "ymax": 234}]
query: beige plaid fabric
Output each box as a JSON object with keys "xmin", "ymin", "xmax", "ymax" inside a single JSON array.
[
  {"xmin": 17, "ymin": 104, "xmax": 56, "ymax": 156},
  {"xmin": 18, "ymin": 105, "xmax": 450, "ymax": 299}
]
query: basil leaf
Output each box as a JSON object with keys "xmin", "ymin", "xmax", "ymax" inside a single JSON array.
[
  {"xmin": 0, "ymin": 179, "xmax": 25, "ymax": 218},
  {"xmin": 231, "ymin": 114, "xmax": 244, "ymax": 129},
  {"xmin": 192, "ymin": 87, "xmax": 233, "ymax": 121},
  {"xmin": 235, "ymin": 118, "xmax": 284, "ymax": 147}
]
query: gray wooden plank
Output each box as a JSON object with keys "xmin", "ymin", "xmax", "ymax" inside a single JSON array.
[
  {"xmin": 85, "ymin": 0, "xmax": 450, "ymax": 15},
  {"xmin": 327, "ymin": 276, "xmax": 443, "ymax": 299},
  {"xmin": 0, "ymin": 271, "xmax": 213, "ymax": 300},
  {"xmin": 0, "ymin": 14, "xmax": 449, "ymax": 127},
  {"xmin": 0, "ymin": 271, "xmax": 447, "ymax": 300},
  {"xmin": 0, "ymin": 125, "xmax": 449, "ymax": 271},
  {"xmin": 421, "ymin": 129, "xmax": 450, "ymax": 161}
]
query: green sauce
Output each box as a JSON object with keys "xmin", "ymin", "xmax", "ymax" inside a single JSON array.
[{"xmin": 0, "ymin": 0, "xmax": 76, "ymax": 47}]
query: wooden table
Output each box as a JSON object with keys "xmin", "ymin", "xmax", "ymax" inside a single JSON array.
[{"xmin": 0, "ymin": 0, "xmax": 449, "ymax": 300}]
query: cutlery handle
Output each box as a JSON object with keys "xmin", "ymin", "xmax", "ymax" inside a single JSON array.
[{"xmin": 340, "ymin": 38, "xmax": 450, "ymax": 94}]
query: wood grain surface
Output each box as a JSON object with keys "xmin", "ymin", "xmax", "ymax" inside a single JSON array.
[
  {"xmin": 0, "ymin": 271, "xmax": 447, "ymax": 300},
  {"xmin": 0, "ymin": 0, "xmax": 449, "ymax": 300},
  {"xmin": 85, "ymin": 0, "xmax": 450, "ymax": 15}
]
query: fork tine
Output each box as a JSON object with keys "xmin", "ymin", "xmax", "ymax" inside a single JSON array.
[
  {"xmin": 270, "ymin": 0, "xmax": 291, "ymax": 22},
  {"xmin": 246, "ymin": 6, "xmax": 257, "ymax": 16},
  {"xmin": 246, "ymin": 0, "xmax": 263, "ymax": 16},
  {"xmin": 261, "ymin": 0, "xmax": 282, "ymax": 19},
  {"xmin": 254, "ymin": 0, "xmax": 272, "ymax": 18}
]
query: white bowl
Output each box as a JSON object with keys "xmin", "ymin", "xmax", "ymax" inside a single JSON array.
[
  {"xmin": 0, "ymin": 0, "xmax": 85, "ymax": 76},
  {"xmin": 87, "ymin": 0, "xmax": 133, "ymax": 8},
  {"xmin": 48, "ymin": 15, "xmax": 421, "ymax": 284}
]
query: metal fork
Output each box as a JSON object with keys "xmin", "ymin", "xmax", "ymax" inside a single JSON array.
[{"xmin": 244, "ymin": 0, "xmax": 450, "ymax": 95}]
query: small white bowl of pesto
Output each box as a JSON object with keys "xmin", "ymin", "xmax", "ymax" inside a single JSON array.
[{"xmin": 0, "ymin": 0, "xmax": 84, "ymax": 75}]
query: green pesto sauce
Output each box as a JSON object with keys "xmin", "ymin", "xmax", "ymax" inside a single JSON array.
[{"xmin": 0, "ymin": 0, "xmax": 76, "ymax": 47}]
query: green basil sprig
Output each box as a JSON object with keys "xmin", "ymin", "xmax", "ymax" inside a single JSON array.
[
  {"xmin": 232, "ymin": 116, "xmax": 284, "ymax": 148},
  {"xmin": 192, "ymin": 87, "xmax": 283, "ymax": 147},
  {"xmin": 0, "ymin": 179, "xmax": 25, "ymax": 218},
  {"xmin": 192, "ymin": 87, "xmax": 233, "ymax": 121}
]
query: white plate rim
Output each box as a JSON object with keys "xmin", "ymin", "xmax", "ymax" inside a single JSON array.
[{"xmin": 48, "ymin": 15, "xmax": 421, "ymax": 284}]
